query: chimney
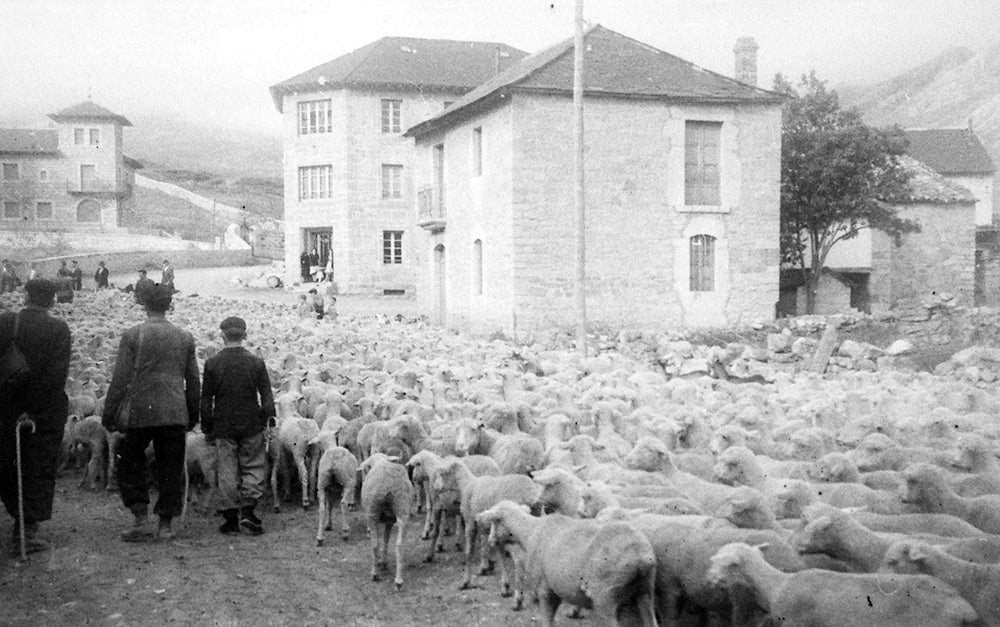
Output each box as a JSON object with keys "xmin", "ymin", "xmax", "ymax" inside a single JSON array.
[{"xmin": 734, "ymin": 37, "xmax": 759, "ymax": 87}]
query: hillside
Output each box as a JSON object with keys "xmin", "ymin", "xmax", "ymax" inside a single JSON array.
[{"xmin": 841, "ymin": 42, "xmax": 1000, "ymax": 174}]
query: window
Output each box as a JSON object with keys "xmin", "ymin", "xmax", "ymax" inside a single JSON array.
[
  {"xmin": 1, "ymin": 163, "xmax": 18, "ymax": 181},
  {"xmin": 685, "ymin": 121, "xmax": 722, "ymax": 206},
  {"xmin": 89, "ymin": 128, "xmax": 100, "ymax": 145},
  {"xmin": 74, "ymin": 128, "xmax": 85, "ymax": 144},
  {"xmin": 383, "ymin": 230, "xmax": 403, "ymax": 264},
  {"xmin": 3, "ymin": 202, "xmax": 20, "ymax": 219},
  {"xmin": 443, "ymin": 101, "xmax": 454, "ymax": 109},
  {"xmin": 298, "ymin": 165, "xmax": 332, "ymax": 200},
  {"xmin": 472, "ymin": 127, "xmax": 483, "ymax": 176},
  {"xmin": 77, "ymin": 199, "xmax": 101, "ymax": 222},
  {"xmin": 297, "ymin": 99, "xmax": 332, "ymax": 135},
  {"xmin": 381, "ymin": 99, "xmax": 401, "ymax": 134},
  {"xmin": 473, "ymin": 239, "xmax": 483, "ymax": 295},
  {"xmin": 689, "ymin": 234, "xmax": 716, "ymax": 292},
  {"xmin": 38, "ymin": 169, "xmax": 49, "ymax": 182},
  {"xmin": 381, "ymin": 164, "xmax": 403, "ymax": 199},
  {"xmin": 35, "ymin": 202, "xmax": 53, "ymax": 219}
]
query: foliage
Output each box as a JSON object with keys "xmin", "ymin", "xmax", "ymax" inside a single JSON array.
[{"xmin": 775, "ymin": 72, "xmax": 919, "ymax": 313}]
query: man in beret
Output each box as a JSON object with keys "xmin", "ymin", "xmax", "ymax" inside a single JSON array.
[
  {"xmin": 102, "ymin": 283, "xmax": 200, "ymax": 542},
  {"xmin": 0, "ymin": 279, "xmax": 71, "ymax": 554},
  {"xmin": 200, "ymin": 316, "xmax": 275, "ymax": 535}
]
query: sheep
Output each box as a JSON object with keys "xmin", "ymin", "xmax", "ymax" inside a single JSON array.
[
  {"xmin": 881, "ymin": 540, "xmax": 1000, "ymax": 626},
  {"xmin": 408, "ymin": 450, "xmax": 502, "ymax": 541},
  {"xmin": 62, "ymin": 415, "xmax": 108, "ymax": 490},
  {"xmin": 577, "ymin": 480, "xmax": 711, "ymax": 522},
  {"xmin": 454, "ymin": 419, "xmax": 545, "ymax": 475},
  {"xmin": 848, "ymin": 432, "xmax": 943, "ymax": 471},
  {"xmin": 358, "ymin": 453, "xmax": 413, "ymax": 591},
  {"xmin": 902, "ymin": 463, "xmax": 1000, "ymax": 534},
  {"xmin": 268, "ymin": 415, "xmax": 321, "ymax": 511},
  {"xmin": 852, "ymin": 510, "xmax": 988, "ymax": 539},
  {"xmin": 707, "ymin": 542, "xmax": 978, "ymax": 627},
  {"xmin": 476, "ymin": 501, "xmax": 658, "ymax": 626},
  {"xmin": 532, "ymin": 466, "xmax": 584, "ymax": 516},
  {"xmin": 314, "ymin": 445, "xmax": 359, "ymax": 546},
  {"xmin": 949, "ymin": 433, "xmax": 1000, "ymax": 497},
  {"xmin": 185, "ymin": 430, "xmax": 217, "ymax": 512},
  {"xmin": 432, "ymin": 457, "xmax": 541, "ymax": 595}
]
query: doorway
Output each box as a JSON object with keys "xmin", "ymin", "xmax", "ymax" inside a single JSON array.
[
  {"xmin": 303, "ymin": 228, "xmax": 333, "ymax": 280},
  {"xmin": 433, "ymin": 244, "xmax": 446, "ymax": 325}
]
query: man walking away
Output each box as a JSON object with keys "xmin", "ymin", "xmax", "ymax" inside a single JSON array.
[
  {"xmin": 161, "ymin": 260, "xmax": 175, "ymax": 292},
  {"xmin": 0, "ymin": 279, "xmax": 71, "ymax": 554},
  {"xmin": 102, "ymin": 284, "xmax": 200, "ymax": 542},
  {"xmin": 94, "ymin": 261, "xmax": 109, "ymax": 290},
  {"xmin": 134, "ymin": 270, "xmax": 154, "ymax": 307},
  {"xmin": 200, "ymin": 316, "xmax": 275, "ymax": 535}
]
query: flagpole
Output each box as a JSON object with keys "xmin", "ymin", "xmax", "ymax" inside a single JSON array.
[{"xmin": 573, "ymin": 0, "xmax": 587, "ymax": 357}]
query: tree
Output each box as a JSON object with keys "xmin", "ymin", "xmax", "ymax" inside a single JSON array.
[{"xmin": 775, "ymin": 72, "xmax": 919, "ymax": 314}]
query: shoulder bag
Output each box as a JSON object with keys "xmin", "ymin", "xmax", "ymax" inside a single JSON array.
[
  {"xmin": 0, "ymin": 313, "xmax": 30, "ymax": 389},
  {"xmin": 114, "ymin": 327, "xmax": 145, "ymax": 431}
]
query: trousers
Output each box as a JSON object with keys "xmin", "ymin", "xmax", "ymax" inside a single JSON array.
[
  {"xmin": 215, "ymin": 432, "xmax": 267, "ymax": 510},
  {"xmin": 117, "ymin": 425, "xmax": 186, "ymax": 519},
  {"xmin": 0, "ymin": 413, "xmax": 64, "ymax": 523}
]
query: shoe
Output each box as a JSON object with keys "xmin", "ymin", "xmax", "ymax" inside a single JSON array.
[
  {"xmin": 157, "ymin": 517, "xmax": 175, "ymax": 540},
  {"xmin": 219, "ymin": 509, "xmax": 240, "ymax": 535},
  {"xmin": 240, "ymin": 506, "xmax": 263, "ymax": 536},
  {"xmin": 10, "ymin": 521, "xmax": 50, "ymax": 555},
  {"xmin": 121, "ymin": 515, "xmax": 156, "ymax": 543}
]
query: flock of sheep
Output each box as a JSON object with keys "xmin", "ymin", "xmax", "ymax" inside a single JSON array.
[{"xmin": 17, "ymin": 286, "xmax": 1000, "ymax": 626}]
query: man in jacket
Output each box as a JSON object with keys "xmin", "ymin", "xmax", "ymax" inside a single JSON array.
[
  {"xmin": 0, "ymin": 279, "xmax": 71, "ymax": 553},
  {"xmin": 200, "ymin": 316, "xmax": 275, "ymax": 535},
  {"xmin": 161, "ymin": 260, "xmax": 175, "ymax": 292},
  {"xmin": 102, "ymin": 284, "xmax": 199, "ymax": 541},
  {"xmin": 69, "ymin": 260, "xmax": 83, "ymax": 291},
  {"xmin": 94, "ymin": 261, "xmax": 109, "ymax": 290},
  {"xmin": 134, "ymin": 270, "xmax": 154, "ymax": 306}
]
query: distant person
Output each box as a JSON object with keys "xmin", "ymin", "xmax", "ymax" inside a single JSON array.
[
  {"xmin": 299, "ymin": 250, "xmax": 310, "ymax": 283},
  {"xmin": 55, "ymin": 276, "xmax": 73, "ymax": 304},
  {"xmin": 134, "ymin": 270, "xmax": 154, "ymax": 306},
  {"xmin": 27, "ymin": 263, "xmax": 39, "ymax": 281},
  {"xmin": 308, "ymin": 288, "xmax": 324, "ymax": 320},
  {"xmin": 326, "ymin": 295, "xmax": 338, "ymax": 321},
  {"xmin": 102, "ymin": 284, "xmax": 200, "ymax": 542},
  {"xmin": 56, "ymin": 261, "xmax": 70, "ymax": 279},
  {"xmin": 0, "ymin": 260, "xmax": 14, "ymax": 293},
  {"xmin": 200, "ymin": 316, "xmax": 275, "ymax": 536},
  {"xmin": 161, "ymin": 260, "xmax": 175, "ymax": 292},
  {"xmin": 296, "ymin": 294, "xmax": 312, "ymax": 318},
  {"xmin": 69, "ymin": 260, "xmax": 83, "ymax": 291},
  {"xmin": 0, "ymin": 279, "xmax": 71, "ymax": 554},
  {"xmin": 308, "ymin": 249, "xmax": 319, "ymax": 280},
  {"xmin": 94, "ymin": 261, "xmax": 109, "ymax": 290}
]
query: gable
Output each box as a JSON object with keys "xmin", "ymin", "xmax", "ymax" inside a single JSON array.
[{"xmin": 904, "ymin": 128, "xmax": 995, "ymax": 176}]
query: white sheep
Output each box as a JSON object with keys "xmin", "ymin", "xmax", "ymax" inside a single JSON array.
[
  {"xmin": 477, "ymin": 500, "xmax": 659, "ymax": 626},
  {"xmin": 268, "ymin": 414, "xmax": 321, "ymax": 511},
  {"xmin": 532, "ymin": 466, "xmax": 584, "ymax": 516},
  {"xmin": 358, "ymin": 453, "xmax": 413, "ymax": 591},
  {"xmin": 314, "ymin": 444, "xmax": 359, "ymax": 546},
  {"xmin": 902, "ymin": 463, "xmax": 1000, "ymax": 534}
]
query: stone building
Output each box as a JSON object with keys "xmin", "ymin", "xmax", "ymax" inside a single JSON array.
[
  {"xmin": 405, "ymin": 26, "xmax": 784, "ymax": 332},
  {"xmin": 0, "ymin": 101, "xmax": 141, "ymax": 233},
  {"xmin": 268, "ymin": 37, "xmax": 526, "ymax": 291}
]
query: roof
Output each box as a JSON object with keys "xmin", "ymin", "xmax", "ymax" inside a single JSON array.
[
  {"xmin": 0, "ymin": 129, "xmax": 59, "ymax": 155},
  {"xmin": 904, "ymin": 128, "xmax": 995, "ymax": 176},
  {"xmin": 123, "ymin": 155, "xmax": 144, "ymax": 170},
  {"xmin": 406, "ymin": 25, "xmax": 784, "ymax": 139},
  {"xmin": 897, "ymin": 155, "xmax": 977, "ymax": 204},
  {"xmin": 47, "ymin": 101, "xmax": 132, "ymax": 127},
  {"xmin": 269, "ymin": 37, "xmax": 528, "ymax": 112}
]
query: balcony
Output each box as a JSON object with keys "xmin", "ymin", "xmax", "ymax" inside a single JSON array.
[
  {"xmin": 416, "ymin": 184, "xmax": 446, "ymax": 231},
  {"xmin": 67, "ymin": 179, "xmax": 123, "ymax": 196}
]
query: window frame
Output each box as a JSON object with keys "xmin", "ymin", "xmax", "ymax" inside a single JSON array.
[
  {"xmin": 297, "ymin": 165, "xmax": 333, "ymax": 201},
  {"xmin": 381, "ymin": 164, "xmax": 403, "ymax": 200},
  {"xmin": 684, "ymin": 121, "xmax": 722, "ymax": 207},
  {"xmin": 74, "ymin": 128, "xmax": 85, "ymax": 145},
  {"xmin": 382, "ymin": 230, "xmax": 403, "ymax": 264},
  {"xmin": 89, "ymin": 128, "xmax": 100, "ymax": 146},
  {"xmin": 381, "ymin": 99, "xmax": 402, "ymax": 134},
  {"xmin": 3, "ymin": 201, "xmax": 21, "ymax": 220},
  {"xmin": 1, "ymin": 162, "xmax": 19, "ymax": 181},
  {"xmin": 35, "ymin": 201, "xmax": 53, "ymax": 220},
  {"xmin": 689, "ymin": 234, "xmax": 716, "ymax": 292},
  {"xmin": 297, "ymin": 99, "xmax": 333, "ymax": 136}
]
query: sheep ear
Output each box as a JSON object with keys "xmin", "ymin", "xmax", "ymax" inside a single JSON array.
[
  {"xmin": 387, "ymin": 455, "xmax": 401, "ymax": 463},
  {"xmin": 906, "ymin": 543, "xmax": 930, "ymax": 562},
  {"xmin": 752, "ymin": 542, "xmax": 769, "ymax": 551},
  {"xmin": 307, "ymin": 436, "xmax": 320, "ymax": 446}
]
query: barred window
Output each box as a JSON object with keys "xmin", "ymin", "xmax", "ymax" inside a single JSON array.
[
  {"xmin": 298, "ymin": 165, "xmax": 332, "ymax": 200},
  {"xmin": 381, "ymin": 164, "xmax": 403, "ymax": 199},
  {"xmin": 89, "ymin": 128, "xmax": 100, "ymax": 146},
  {"xmin": 36, "ymin": 202, "xmax": 53, "ymax": 219},
  {"xmin": 74, "ymin": 128, "xmax": 85, "ymax": 144},
  {"xmin": 297, "ymin": 99, "xmax": 332, "ymax": 135},
  {"xmin": 383, "ymin": 230, "xmax": 403, "ymax": 264},
  {"xmin": 685, "ymin": 121, "xmax": 722, "ymax": 206},
  {"xmin": 689, "ymin": 234, "xmax": 716, "ymax": 292},
  {"xmin": 381, "ymin": 99, "xmax": 401, "ymax": 133}
]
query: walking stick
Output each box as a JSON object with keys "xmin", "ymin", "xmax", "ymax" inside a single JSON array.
[{"xmin": 15, "ymin": 415, "xmax": 36, "ymax": 561}]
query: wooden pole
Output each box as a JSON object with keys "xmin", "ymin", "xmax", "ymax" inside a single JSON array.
[{"xmin": 573, "ymin": 0, "xmax": 587, "ymax": 357}]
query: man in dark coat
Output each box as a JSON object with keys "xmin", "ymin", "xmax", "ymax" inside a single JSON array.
[
  {"xmin": 200, "ymin": 316, "xmax": 275, "ymax": 535},
  {"xmin": 0, "ymin": 279, "xmax": 71, "ymax": 553},
  {"xmin": 134, "ymin": 270, "xmax": 154, "ymax": 306},
  {"xmin": 161, "ymin": 259, "xmax": 175, "ymax": 292},
  {"xmin": 299, "ymin": 250, "xmax": 310, "ymax": 283},
  {"xmin": 94, "ymin": 261, "xmax": 109, "ymax": 290},
  {"xmin": 56, "ymin": 261, "xmax": 70, "ymax": 279},
  {"xmin": 69, "ymin": 261, "xmax": 83, "ymax": 291},
  {"xmin": 102, "ymin": 284, "xmax": 199, "ymax": 541}
]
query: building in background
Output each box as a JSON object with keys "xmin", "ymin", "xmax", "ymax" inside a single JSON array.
[
  {"xmin": 405, "ymin": 26, "xmax": 784, "ymax": 331},
  {"xmin": 269, "ymin": 37, "xmax": 527, "ymax": 292}
]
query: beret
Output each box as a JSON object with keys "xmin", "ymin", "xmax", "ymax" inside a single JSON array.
[
  {"xmin": 24, "ymin": 278, "xmax": 57, "ymax": 298},
  {"xmin": 220, "ymin": 316, "xmax": 246, "ymax": 332}
]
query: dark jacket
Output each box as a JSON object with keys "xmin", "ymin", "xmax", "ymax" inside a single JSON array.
[
  {"xmin": 103, "ymin": 319, "xmax": 200, "ymax": 430},
  {"xmin": 70, "ymin": 266, "xmax": 83, "ymax": 290},
  {"xmin": 200, "ymin": 346, "xmax": 275, "ymax": 439},
  {"xmin": 94, "ymin": 266, "xmax": 109, "ymax": 288},
  {"xmin": 0, "ymin": 307, "xmax": 71, "ymax": 432},
  {"xmin": 134, "ymin": 276, "xmax": 154, "ymax": 305}
]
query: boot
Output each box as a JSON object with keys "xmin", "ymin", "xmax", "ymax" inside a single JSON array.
[
  {"xmin": 240, "ymin": 505, "xmax": 263, "ymax": 536},
  {"xmin": 218, "ymin": 509, "xmax": 240, "ymax": 535},
  {"xmin": 157, "ymin": 516, "xmax": 175, "ymax": 540},
  {"xmin": 11, "ymin": 520, "xmax": 50, "ymax": 555},
  {"xmin": 121, "ymin": 508, "xmax": 156, "ymax": 543}
]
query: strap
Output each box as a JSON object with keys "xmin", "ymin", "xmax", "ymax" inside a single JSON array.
[{"xmin": 130, "ymin": 326, "xmax": 144, "ymax": 381}]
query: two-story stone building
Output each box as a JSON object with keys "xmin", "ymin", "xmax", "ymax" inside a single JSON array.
[
  {"xmin": 269, "ymin": 37, "xmax": 526, "ymax": 291},
  {"xmin": 405, "ymin": 26, "xmax": 784, "ymax": 332}
]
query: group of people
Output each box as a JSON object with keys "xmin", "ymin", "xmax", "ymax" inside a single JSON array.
[
  {"xmin": 0, "ymin": 275, "xmax": 274, "ymax": 555},
  {"xmin": 132, "ymin": 260, "xmax": 174, "ymax": 307},
  {"xmin": 298, "ymin": 281, "xmax": 338, "ymax": 321},
  {"xmin": 0, "ymin": 259, "xmax": 113, "ymax": 298},
  {"xmin": 299, "ymin": 248, "xmax": 330, "ymax": 283}
]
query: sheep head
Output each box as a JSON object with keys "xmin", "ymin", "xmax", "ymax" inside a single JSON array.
[
  {"xmin": 477, "ymin": 501, "xmax": 531, "ymax": 547},
  {"xmin": 720, "ymin": 487, "xmax": 772, "ymax": 530},
  {"xmin": 810, "ymin": 452, "xmax": 858, "ymax": 483},
  {"xmin": 880, "ymin": 540, "xmax": 934, "ymax": 575},
  {"xmin": 454, "ymin": 418, "xmax": 485, "ymax": 456},
  {"xmin": 901, "ymin": 463, "xmax": 949, "ymax": 509},
  {"xmin": 713, "ymin": 446, "xmax": 757, "ymax": 487},
  {"xmin": 707, "ymin": 543, "xmax": 760, "ymax": 586},
  {"xmin": 850, "ymin": 433, "xmax": 898, "ymax": 471},
  {"xmin": 623, "ymin": 437, "xmax": 672, "ymax": 473},
  {"xmin": 577, "ymin": 481, "xmax": 614, "ymax": 518},
  {"xmin": 796, "ymin": 515, "xmax": 838, "ymax": 555}
]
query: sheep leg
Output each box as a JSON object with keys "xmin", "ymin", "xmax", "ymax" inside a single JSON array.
[
  {"xmin": 631, "ymin": 588, "xmax": 659, "ymax": 627},
  {"xmin": 478, "ymin": 535, "xmax": 495, "ymax": 575},
  {"xmin": 509, "ymin": 545, "xmax": 526, "ymax": 611},
  {"xmin": 498, "ymin": 547, "xmax": 512, "ymax": 597},
  {"xmin": 454, "ymin": 513, "xmax": 464, "ymax": 552},
  {"xmin": 459, "ymin": 520, "xmax": 477, "ymax": 589},
  {"xmin": 539, "ymin": 587, "xmax": 561, "ymax": 627},
  {"xmin": 270, "ymin": 449, "xmax": 282, "ymax": 512},
  {"xmin": 393, "ymin": 515, "xmax": 406, "ymax": 591},
  {"xmin": 380, "ymin": 522, "xmax": 391, "ymax": 571},
  {"xmin": 296, "ymin": 455, "xmax": 311, "ymax": 509},
  {"xmin": 368, "ymin": 523, "xmax": 381, "ymax": 582},
  {"xmin": 420, "ymin": 489, "xmax": 434, "ymax": 540},
  {"xmin": 425, "ymin": 507, "xmax": 442, "ymax": 563},
  {"xmin": 339, "ymin": 494, "xmax": 350, "ymax": 541},
  {"xmin": 316, "ymin": 483, "xmax": 328, "ymax": 546}
]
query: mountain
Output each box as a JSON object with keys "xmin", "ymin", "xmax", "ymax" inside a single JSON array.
[{"xmin": 841, "ymin": 43, "xmax": 1000, "ymax": 174}]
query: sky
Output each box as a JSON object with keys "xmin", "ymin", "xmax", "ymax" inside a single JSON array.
[{"xmin": 1, "ymin": 0, "xmax": 998, "ymax": 135}]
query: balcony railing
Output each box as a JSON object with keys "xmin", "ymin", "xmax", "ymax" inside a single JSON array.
[
  {"xmin": 67, "ymin": 179, "xmax": 121, "ymax": 194},
  {"xmin": 416, "ymin": 184, "xmax": 446, "ymax": 231}
]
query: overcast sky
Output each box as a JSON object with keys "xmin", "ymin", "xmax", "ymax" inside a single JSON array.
[{"xmin": 1, "ymin": 0, "xmax": 997, "ymax": 134}]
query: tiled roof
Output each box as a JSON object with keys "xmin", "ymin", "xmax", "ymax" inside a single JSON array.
[
  {"xmin": 406, "ymin": 25, "xmax": 783, "ymax": 139},
  {"xmin": 0, "ymin": 129, "xmax": 59, "ymax": 154},
  {"xmin": 904, "ymin": 128, "xmax": 995, "ymax": 175},
  {"xmin": 898, "ymin": 155, "xmax": 977, "ymax": 204},
  {"xmin": 48, "ymin": 101, "xmax": 132, "ymax": 126},
  {"xmin": 269, "ymin": 37, "xmax": 528, "ymax": 112}
]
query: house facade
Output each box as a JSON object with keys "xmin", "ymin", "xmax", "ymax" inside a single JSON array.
[
  {"xmin": 405, "ymin": 26, "xmax": 784, "ymax": 333},
  {"xmin": 0, "ymin": 101, "xmax": 140, "ymax": 233},
  {"xmin": 269, "ymin": 37, "xmax": 526, "ymax": 292}
]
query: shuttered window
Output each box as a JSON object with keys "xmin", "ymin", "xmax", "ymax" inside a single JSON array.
[
  {"xmin": 689, "ymin": 234, "xmax": 716, "ymax": 292},
  {"xmin": 685, "ymin": 121, "xmax": 722, "ymax": 206}
]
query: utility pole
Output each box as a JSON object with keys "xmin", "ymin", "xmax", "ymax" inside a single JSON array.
[{"xmin": 573, "ymin": 0, "xmax": 588, "ymax": 357}]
